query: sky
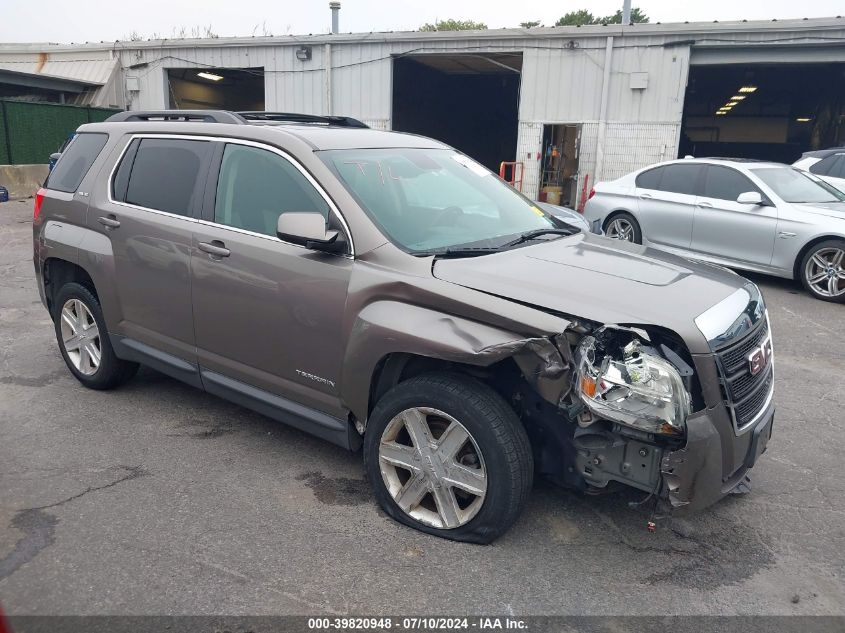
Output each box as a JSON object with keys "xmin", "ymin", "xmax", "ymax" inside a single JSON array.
[{"xmin": 1, "ymin": 0, "xmax": 843, "ymax": 44}]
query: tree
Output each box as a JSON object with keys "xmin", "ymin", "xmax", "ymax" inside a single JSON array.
[
  {"xmin": 419, "ymin": 19, "xmax": 488, "ymax": 32},
  {"xmin": 520, "ymin": 20, "xmax": 542, "ymax": 28},
  {"xmin": 555, "ymin": 7, "xmax": 649, "ymax": 26},
  {"xmin": 555, "ymin": 10, "xmax": 596, "ymax": 26}
]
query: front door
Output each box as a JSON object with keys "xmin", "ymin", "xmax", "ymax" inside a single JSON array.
[
  {"xmin": 190, "ymin": 141, "xmax": 353, "ymax": 418},
  {"xmin": 691, "ymin": 165, "xmax": 777, "ymax": 268}
]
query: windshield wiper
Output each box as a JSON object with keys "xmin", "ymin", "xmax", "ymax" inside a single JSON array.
[
  {"xmin": 432, "ymin": 246, "xmax": 504, "ymax": 258},
  {"xmin": 501, "ymin": 228, "xmax": 576, "ymax": 247}
]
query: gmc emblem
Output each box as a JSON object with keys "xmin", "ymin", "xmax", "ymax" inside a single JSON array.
[{"xmin": 748, "ymin": 340, "xmax": 773, "ymax": 376}]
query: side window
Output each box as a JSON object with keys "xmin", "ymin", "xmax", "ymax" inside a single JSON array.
[
  {"xmin": 46, "ymin": 133, "xmax": 108, "ymax": 193},
  {"xmin": 635, "ymin": 167, "xmax": 662, "ymax": 190},
  {"xmin": 702, "ymin": 166, "xmax": 759, "ymax": 202},
  {"xmin": 809, "ymin": 154, "xmax": 842, "ymax": 177},
  {"xmin": 214, "ymin": 144, "xmax": 330, "ymax": 237},
  {"xmin": 656, "ymin": 164, "xmax": 703, "ymax": 196},
  {"xmin": 111, "ymin": 138, "xmax": 140, "ymax": 202},
  {"xmin": 124, "ymin": 138, "xmax": 211, "ymax": 216}
]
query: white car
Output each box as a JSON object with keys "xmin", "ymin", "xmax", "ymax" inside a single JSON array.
[
  {"xmin": 583, "ymin": 157, "xmax": 845, "ymax": 302},
  {"xmin": 793, "ymin": 148, "xmax": 845, "ymax": 192}
]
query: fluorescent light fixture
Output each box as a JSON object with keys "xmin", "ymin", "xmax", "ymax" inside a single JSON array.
[
  {"xmin": 716, "ymin": 111, "xmax": 727, "ymax": 116},
  {"xmin": 730, "ymin": 95, "xmax": 746, "ymax": 101},
  {"xmin": 721, "ymin": 104, "xmax": 734, "ymax": 110},
  {"xmin": 796, "ymin": 117, "xmax": 812, "ymax": 122},
  {"xmin": 738, "ymin": 86, "xmax": 758, "ymax": 93},
  {"xmin": 197, "ymin": 71, "xmax": 223, "ymax": 81}
]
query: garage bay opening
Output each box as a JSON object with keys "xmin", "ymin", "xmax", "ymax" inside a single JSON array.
[
  {"xmin": 166, "ymin": 67, "xmax": 265, "ymax": 110},
  {"xmin": 539, "ymin": 124, "xmax": 581, "ymax": 208},
  {"xmin": 391, "ymin": 53, "xmax": 522, "ymax": 174},
  {"xmin": 680, "ymin": 62, "xmax": 845, "ymax": 162}
]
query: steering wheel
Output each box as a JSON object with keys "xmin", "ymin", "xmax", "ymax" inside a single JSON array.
[{"xmin": 431, "ymin": 206, "xmax": 464, "ymax": 226}]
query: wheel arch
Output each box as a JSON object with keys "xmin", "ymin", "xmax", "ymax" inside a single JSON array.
[
  {"xmin": 793, "ymin": 234, "xmax": 845, "ymax": 281},
  {"xmin": 602, "ymin": 208, "xmax": 639, "ymax": 231},
  {"xmin": 43, "ymin": 257, "xmax": 98, "ymax": 316}
]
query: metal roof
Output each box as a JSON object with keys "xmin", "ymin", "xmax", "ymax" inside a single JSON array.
[
  {"xmin": 0, "ymin": 51, "xmax": 118, "ymax": 85},
  {"xmin": 0, "ymin": 16, "xmax": 843, "ymax": 52}
]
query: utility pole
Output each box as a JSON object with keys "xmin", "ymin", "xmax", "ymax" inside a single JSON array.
[{"xmin": 622, "ymin": 0, "xmax": 632, "ymax": 25}]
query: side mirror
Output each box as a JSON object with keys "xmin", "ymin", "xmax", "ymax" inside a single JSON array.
[
  {"xmin": 277, "ymin": 212, "xmax": 345, "ymax": 253},
  {"xmin": 736, "ymin": 191, "xmax": 763, "ymax": 205}
]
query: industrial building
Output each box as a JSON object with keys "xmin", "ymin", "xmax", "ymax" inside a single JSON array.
[{"xmin": 1, "ymin": 15, "xmax": 844, "ymax": 207}]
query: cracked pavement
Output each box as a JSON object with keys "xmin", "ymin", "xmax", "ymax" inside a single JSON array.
[{"xmin": 1, "ymin": 199, "xmax": 843, "ymax": 615}]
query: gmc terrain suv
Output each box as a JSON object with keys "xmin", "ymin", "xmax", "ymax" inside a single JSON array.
[{"xmin": 34, "ymin": 110, "xmax": 775, "ymax": 543}]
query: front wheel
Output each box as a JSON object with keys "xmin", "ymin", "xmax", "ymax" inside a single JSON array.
[
  {"xmin": 800, "ymin": 240, "xmax": 845, "ymax": 303},
  {"xmin": 364, "ymin": 373, "xmax": 533, "ymax": 544},
  {"xmin": 604, "ymin": 212, "xmax": 642, "ymax": 244}
]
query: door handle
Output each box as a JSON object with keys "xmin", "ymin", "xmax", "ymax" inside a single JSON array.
[
  {"xmin": 198, "ymin": 240, "xmax": 231, "ymax": 258},
  {"xmin": 697, "ymin": 201, "xmax": 714, "ymax": 208},
  {"xmin": 97, "ymin": 215, "xmax": 121, "ymax": 228},
  {"xmin": 638, "ymin": 193, "xmax": 653, "ymax": 199}
]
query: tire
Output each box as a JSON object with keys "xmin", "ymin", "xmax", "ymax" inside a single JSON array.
[
  {"xmin": 799, "ymin": 239, "xmax": 845, "ymax": 303},
  {"xmin": 364, "ymin": 372, "xmax": 533, "ymax": 544},
  {"xmin": 604, "ymin": 212, "xmax": 642, "ymax": 244},
  {"xmin": 53, "ymin": 282, "xmax": 139, "ymax": 389}
]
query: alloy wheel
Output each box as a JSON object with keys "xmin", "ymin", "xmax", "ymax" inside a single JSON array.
[
  {"xmin": 378, "ymin": 407, "xmax": 487, "ymax": 530},
  {"xmin": 59, "ymin": 298, "xmax": 102, "ymax": 375},
  {"xmin": 606, "ymin": 217, "xmax": 635, "ymax": 241},
  {"xmin": 804, "ymin": 247, "xmax": 845, "ymax": 298}
]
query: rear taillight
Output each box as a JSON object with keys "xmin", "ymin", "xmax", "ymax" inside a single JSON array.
[
  {"xmin": 33, "ymin": 188, "xmax": 45, "ymax": 221},
  {"xmin": 588, "ymin": 187, "xmax": 596, "ymax": 200}
]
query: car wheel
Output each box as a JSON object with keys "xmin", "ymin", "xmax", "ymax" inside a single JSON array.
[
  {"xmin": 799, "ymin": 240, "xmax": 845, "ymax": 303},
  {"xmin": 53, "ymin": 282, "xmax": 139, "ymax": 389},
  {"xmin": 364, "ymin": 372, "xmax": 533, "ymax": 544},
  {"xmin": 604, "ymin": 212, "xmax": 642, "ymax": 244}
]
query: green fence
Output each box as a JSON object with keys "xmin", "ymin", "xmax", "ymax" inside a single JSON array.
[{"xmin": 0, "ymin": 100, "xmax": 120, "ymax": 165}]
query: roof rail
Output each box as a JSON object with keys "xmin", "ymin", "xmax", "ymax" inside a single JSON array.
[
  {"xmin": 237, "ymin": 111, "xmax": 369, "ymax": 128},
  {"xmin": 104, "ymin": 110, "xmax": 247, "ymax": 124}
]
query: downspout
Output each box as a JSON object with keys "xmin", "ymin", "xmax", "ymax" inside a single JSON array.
[
  {"xmin": 324, "ymin": 43, "xmax": 332, "ymax": 115},
  {"xmin": 594, "ymin": 35, "xmax": 614, "ymax": 183}
]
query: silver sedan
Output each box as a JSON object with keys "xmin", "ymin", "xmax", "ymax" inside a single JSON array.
[{"xmin": 583, "ymin": 158, "xmax": 845, "ymax": 302}]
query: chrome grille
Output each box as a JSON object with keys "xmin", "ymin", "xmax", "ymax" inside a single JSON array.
[{"xmin": 715, "ymin": 318, "xmax": 773, "ymax": 432}]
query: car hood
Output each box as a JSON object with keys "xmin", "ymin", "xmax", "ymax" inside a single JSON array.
[
  {"xmin": 432, "ymin": 233, "xmax": 749, "ymax": 353},
  {"xmin": 794, "ymin": 201, "xmax": 845, "ymax": 219}
]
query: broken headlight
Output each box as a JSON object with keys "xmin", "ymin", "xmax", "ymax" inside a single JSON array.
[{"xmin": 575, "ymin": 336, "xmax": 690, "ymax": 436}]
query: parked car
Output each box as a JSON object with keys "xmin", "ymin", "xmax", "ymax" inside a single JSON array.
[
  {"xmin": 584, "ymin": 157, "xmax": 845, "ymax": 302},
  {"xmin": 793, "ymin": 147, "xmax": 845, "ymax": 192},
  {"xmin": 34, "ymin": 111, "xmax": 775, "ymax": 543},
  {"xmin": 0, "ymin": 185, "xmax": 8, "ymax": 203}
]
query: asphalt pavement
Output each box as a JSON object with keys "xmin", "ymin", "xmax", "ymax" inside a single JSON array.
[{"xmin": 1, "ymin": 198, "xmax": 843, "ymax": 615}]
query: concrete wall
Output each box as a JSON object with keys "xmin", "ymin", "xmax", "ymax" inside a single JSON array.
[{"xmin": 0, "ymin": 164, "xmax": 47, "ymax": 199}]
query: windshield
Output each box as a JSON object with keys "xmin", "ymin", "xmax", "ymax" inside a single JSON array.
[
  {"xmin": 321, "ymin": 148, "xmax": 574, "ymax": 253},
  {"xmin": 751, "ymin": 166, "xmax": 845, "ymax": 204}
]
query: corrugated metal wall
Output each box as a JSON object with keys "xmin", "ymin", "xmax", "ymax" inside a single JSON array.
[{"xmin": 117, "ymin": 33, "xmax": 692, "ymax": 207}]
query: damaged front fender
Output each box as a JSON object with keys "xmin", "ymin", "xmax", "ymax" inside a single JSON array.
[{"xmin": 341, "ymin": 300, "xmax": 572, "ymax": 424}]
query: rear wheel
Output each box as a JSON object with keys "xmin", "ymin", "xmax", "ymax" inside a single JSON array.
[
  {"xmin": 604, "ymin": 212, "xmax": 642, "ymax": 244},
  {"xmin": 53, "ymin": 283, "xmax": 139, "ymax": 389},
  {"xmin": 364, "ymin": 373, "xmax": 533, "ymax": 544},
  {"xmin": 800, "ymin": 240, "xmax": 845, "ymax": 303}
]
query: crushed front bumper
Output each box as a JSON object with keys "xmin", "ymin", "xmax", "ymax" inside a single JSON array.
[{"xmin": 661, "ymin": 397, "xmax": 775, "ymax": 512}]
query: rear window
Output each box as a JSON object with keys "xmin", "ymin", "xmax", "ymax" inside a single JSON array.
[
  {"xmin": 656, "ymin": 164, "xmax": 703, "ymax": 196},
  {"xmin": 810, "ymin": 154, "xmax": 845, "ymax": 179},
  {"xmin": 46, "ymin": 133, "xmax": 108, "ymax": 193},
  {"xmin": 635, "ymin": 167, "xmax": 662, "ymax": 189},
  {"xmin": 121, "ymin": 138, "xmax": 211, "ymax": 217}
]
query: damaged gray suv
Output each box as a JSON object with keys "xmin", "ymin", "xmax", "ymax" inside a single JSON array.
[{"xmin": 34, "ymin": 110, "xmax": 775, "ymax": 543}]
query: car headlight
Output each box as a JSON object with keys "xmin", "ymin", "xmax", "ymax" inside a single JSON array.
[{"xmin": 575, "ymin": 335, "xmax": 690, "ymax": 436}]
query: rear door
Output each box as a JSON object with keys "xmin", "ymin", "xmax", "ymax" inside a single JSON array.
[
  {"xmin": 691, "ymin": 165, "xmax": 777, "ymax": 267},
  {"xmin": 90, "ymin": 135, "xmax": 214, "ymax": 362},
  {"xmin": 635, "ymin": 163, "xmax": 703, "ymax": 250}
]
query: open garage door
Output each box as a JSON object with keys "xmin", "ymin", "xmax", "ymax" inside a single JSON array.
[
  {"xmin": 167, "ymin": 67, "xmax": 264, "ymax": 111},
  {"xmin": 680, "ymin": 62, "xmax": 845, "ymax": 163},
  {"xmin": 392, "ymin": 53, "xmax": 522, "ymax": 174}
]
